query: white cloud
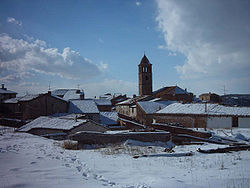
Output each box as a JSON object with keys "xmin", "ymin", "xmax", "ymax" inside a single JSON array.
[
  {"xmin": 98, "ymin": 61, "xmax": 108, "ymax": 71},
  {"xmin": 6, "ymin": 17, "xmax": 22, "ymax": 26},
  {"xmin": 0, "ymin": 33, "xmax": 101, "ymax": 85},
  {"xmin": 135, "ymin": 1, "xmax": 141, "ymax": 7},
  {"xmin": 158, "ymin": 45, "xmax": 166, "ymax": 49},
  {"xmin": 156, "ymin": 0, "xmax": 250, "ymax": 94},
  {"xmin": 168, "ymin": 52, "xmax": 177, "ymax": 56}
]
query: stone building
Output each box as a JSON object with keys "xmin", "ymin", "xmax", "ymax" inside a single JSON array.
[
  {"xmin": 2, "ymin": 92, "xmax": 68, "ymax": 120},
  {"xmin": 199, "ymin": 92, "xmax": 221, "ymax": 103},
  {"xmin": 0, "ymin": 84, "xmax": 17, "ymax": 103},
  {"xmin": 153, "ymin": 103, "xmax": 250, "ymax": 128},
  {"xmin": 153, "ymin": 86, "xmax": 193, "ymax": 103},
  {"xmin": 138, "ymin": 55, "xmax": 152, "ymax": 96}
]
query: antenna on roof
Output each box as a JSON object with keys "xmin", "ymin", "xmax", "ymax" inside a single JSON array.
[
  {"xmin": 77, "ymin": 84, "xmax": 80, "ymax": 89},
  {"xmin": 48, "ymin": 81, "xmax": 51, "ymax": 91},
  {"xmin": 144, "ymin": 51, "xmax": 146, "ymax": 56},
  {"xmin": 223, "ymin": 85, "xmax": 228, "ymax": 95}
]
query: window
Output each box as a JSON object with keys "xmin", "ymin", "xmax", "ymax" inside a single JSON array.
[{"xmin": 145, "ymin": 76, "xmax": 148, "ymax": 80}]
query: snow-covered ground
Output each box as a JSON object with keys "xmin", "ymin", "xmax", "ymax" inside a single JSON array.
[{"xmin": 1, "ymin": 126, "xmax": 250, "ymax": 188}]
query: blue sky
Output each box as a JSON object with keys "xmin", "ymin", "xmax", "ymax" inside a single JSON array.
[{"xmin": 0, "ymin": 0, "xmax": 249, "ymax": 97}]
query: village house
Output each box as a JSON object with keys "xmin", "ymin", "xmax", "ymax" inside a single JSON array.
[
  {"xmin": 68, "ymin": 99, "xmax": 100, "ymax": 123},
  {"xmin": 153, "ymin": 103, "xmax": 250, "ymax": 129},
  {"xmin": 136, "ymin": 100, "xmax": 176, "ymax": 126},
  {"xmin": 2, "ymin": 91, "xmax": 68, "ymax": 120},
  {"xmin": 153, "ymin": 86, "xmax": 193, "ymax": 103},
  {"xmin": 0, "ymin": 84, "xmax": 17, "ymax": 103},
  {"xmin": 17, "ymin": 116, "xmax": 108, "ymax": 137},
  {"xmin": 199, "ymin": 92, "xmax": 221, "ymax": 103},
  {"xmin": 115, "ymin": 95, "xmax": 153, "ymax": 119}
]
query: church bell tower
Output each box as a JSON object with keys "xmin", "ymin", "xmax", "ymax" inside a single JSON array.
[{"xmin": 138, "ymin": 54, "xmax": 152, "ymax": 96}]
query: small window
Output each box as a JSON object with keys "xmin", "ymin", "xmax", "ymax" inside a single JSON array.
[{"xmin": 145, "ymin": 76, "xmax": 148, "ymax": 80}]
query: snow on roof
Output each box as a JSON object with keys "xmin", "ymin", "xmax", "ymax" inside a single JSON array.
[
  {"xmin": 68, "ymin": 100, "xmax": 99, "ymax": 114},
  {"xmin": 63, "ymin": 89, "xmax": 84, "ymax": 100},
  {"xmin": 100, "ymin": 112, "xmax": 118, "ymax": 125},
  {"xmin": 3, "ymin": 94, "xmax": 39, "ymax": 103},
  {"xmin": 116, "ymin": 95, "xmax": 152, "ymax": 106},
  {"xmin": 51, "ymin": 89, "xmax": 70, "ymax": 96},
  {"xmin": 157, "ymin": 103, "xmax": 250, "ymax": 116},
  {"xmin": 94, "ymin": 99, "xmax": 112, "ymax": 106},
  {"xmin": 0, "ymin": 88, "xmax": 17, "ymax": 94},
  {"xmin": 153, "ymin": 86, "xmax": 190, "ymax": 95},
  {"xmin": 17, "ymin": 116, "xmax": 87, "ymax": 132},
  {"xmin": 3, "ymin": 93, "xmax": 67, "ymax": 103},
  {"xmin": 137, "ymin": 101, "xmax": 176, "ymax": 114}
]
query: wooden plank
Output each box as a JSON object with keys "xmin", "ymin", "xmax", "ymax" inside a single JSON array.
[
  {"xmin": 152, "ymin": 123, "xmax": 212, "ymax": 138},
  {"xmin": 197, "ymin": 145, "xmax": 250, "ymax": 153}
]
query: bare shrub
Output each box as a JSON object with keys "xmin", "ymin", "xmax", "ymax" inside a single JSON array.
[{"xmin": 62, "ymin": 140, "xmax": 78, "ymax": 150}]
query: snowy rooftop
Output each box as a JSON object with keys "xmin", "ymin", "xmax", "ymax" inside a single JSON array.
[
  {"xmin": 63, "ymin": 89, "xmax": 84, "ymax": 100},
  {"xmin": 100, "ymin": 112, "xmax": 118, "ymax": 125},
  {"xmin": 157, "ymin": 103, "xmax": 250, "ymax": 116},
  {"xmin": 137, "ymin": 101, "xmax": 176, "ymax": 114},
  {"xmin": 68, "ymin": 100, "xmax": 100, "ymax": 114},
  {"xmin": 94, "ymin": 99, "xmax": 112, "ymax": 106},
  {"xmin": 3, "ymin": 94, "xmax": 67, "ymax": 103},
  {"xmin": 4, "ymin": 94, "xmax": 40, "ymax": 103},
  {"xmin": 116, "ymin": 95, "xmax": 152, "ymax": 105},
  {"xmin": 0, "ymin": 88, "xmax": 17, "ymax": 94},
  {"xmin": 153, "ymin": 86, "xmax": 190, "ymax": 95},
  {"xmin": 51, "ymin": 89, "xmax": 71, "ymax": 96},
  {"xmin": 17, "ymin": 116, "xmax": 87, "ymax": 132}
]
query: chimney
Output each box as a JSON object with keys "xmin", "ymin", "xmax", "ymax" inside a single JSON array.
[
  {"xmin": 133, "ymin": 94, "xmax": 136, "ymax": 98},
  {"xmin": 48, "ymin": 91, "xmax": 51, "ymax": 96},
  {"xmin": 76, "ymin": 89, "xmax": 80, "ymax": 94},
  {"xmin": 2, "ymin": 84, "xmax": 6, "ymax": 90},
  {"xmin": 80, "ymin": 93, "xmax": 84, "ymax": 100}
]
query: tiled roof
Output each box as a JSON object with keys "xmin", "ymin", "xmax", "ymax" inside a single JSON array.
[
  {"xmin": 0, "ymin": 88, "xmax": 17, "ymax": 94},
  {"xmin": 137, "ymin": 101, "xmax": 176, "ymax": 114},
  {"xmin": 94, "ymin": 99, "xmax": 112, "ymax": 106},
  {"xmin": 17, "ymin": 116, "xmax": 87, "ymax": 132},
  {"xmin": 157, "ymin": 103, "xmax": 250, "ymax": 116},
  {"xmin": 68, "ymin": 99, "xmax": 99, "ymax": 114},
  {"xmin": 63, "ymin": 89, "xmax": 84, "ymax": 100},
  {"xmin": 153, "ymin": 86, "xmax": 190, "ymax": 95},
  {"xmin": 100, "ymin": 112, "xmax": 118, "ymax": 125}
]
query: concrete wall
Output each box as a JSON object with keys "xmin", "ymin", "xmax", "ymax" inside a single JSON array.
[
  {"xmin": 207, "ymin": 116, "xmax": 232, "ymax": 128},
  {"xmin": 239, "ymin": 117, "xmax": 250, "ymax": 128}
]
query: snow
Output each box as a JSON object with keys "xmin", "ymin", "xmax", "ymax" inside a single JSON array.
[
  {"xmin": 17, "ymin": 116, "xmax": 87, "ymax": 132},
  {"xmin": 100, "ymin": 112, "xmax": 118, "ymax": 125},
  {"xmin": 63, "ymin": 89, "xmax": 84, "ymax": 100},
  {"xmin": 137, "ymin": 101, "xmax": 175, "ymax": 114},
  {"xmin": 157, "ymin": 103, "xmax": 250, "ymax": 116},
  {"xmin": 94, "ymin": 99, "xmax": 112, "ymax": 106},
  {"xmin": 1, "ymin": 126, "xmax": 250, "ymax": 188},
  {"xmin": 51, "ymin": 89, "xmax": 70, "ymax": 96},
  {"xmin": 0, "ymin": 88, "xmax": 17, "ymax": 94},
  {"xmin": 3, "ymin": 94, "xmax": 39, "ymax": 103},
  {"xmin": 68, "ymin": 100, "xmax": 99, "ymax": 114}
]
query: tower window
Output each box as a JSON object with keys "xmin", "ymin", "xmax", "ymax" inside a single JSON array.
[{"xmin": 145, "ymin": 76, "xmax": 148, "ymax": 80}]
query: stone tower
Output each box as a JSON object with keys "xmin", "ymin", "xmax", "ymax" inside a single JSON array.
[{"xmin": 138, "ymin": 54, "xmax": 152, "ymax": 96}]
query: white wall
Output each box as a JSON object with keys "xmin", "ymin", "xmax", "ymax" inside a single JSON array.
[
  {"xmin": 207, "ymin": 116, "xmax": 232, "ymax": 128},
  {"xmin": 239, "ymin": 117, "xmax": 250, "ymax": 128}
]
